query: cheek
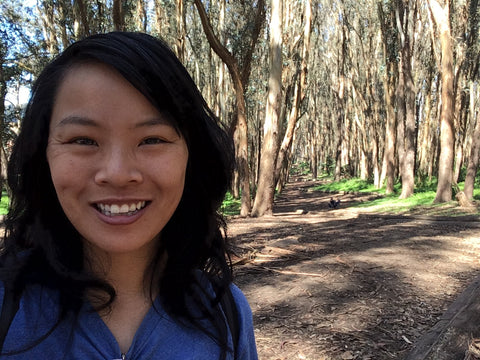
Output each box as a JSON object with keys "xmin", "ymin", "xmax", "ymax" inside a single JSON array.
[{"xmin": 48, "ymin": 156, "xmax": 87, "ymax": 195}]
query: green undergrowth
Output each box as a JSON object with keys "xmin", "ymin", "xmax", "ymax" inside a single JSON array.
[
  {"xmin": 312, "ymin": 178, "xmax": 480, "ymax": 216},
  {"xmin": 0, "ymin": 192, "xmax": 9, "ymax": 216},
  {"xmin": 220, "ymin": 177, "xmax": 480, "ymax": 217},
  {"xmin": 220, "ymin": 192, "xmax": 241, "ymax": 216}
]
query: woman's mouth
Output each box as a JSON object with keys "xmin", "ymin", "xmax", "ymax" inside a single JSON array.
[{"xmin": 95, "ymin": 201, "xmax": 147, "ymax": 216}]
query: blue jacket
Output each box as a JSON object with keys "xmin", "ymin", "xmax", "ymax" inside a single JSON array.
[{"xmin": 0, "ymin": 281, "xmax": 258, "ymax": 360}]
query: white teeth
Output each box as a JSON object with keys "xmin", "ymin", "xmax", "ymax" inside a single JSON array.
[{"xmin": 97, "ymin": 201, "xmax": 147, "ymax": 216}]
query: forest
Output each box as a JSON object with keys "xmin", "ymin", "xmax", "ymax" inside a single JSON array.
[{"xmin": 1, "ymin": 0, "xmax": 480, "ymax": 217}]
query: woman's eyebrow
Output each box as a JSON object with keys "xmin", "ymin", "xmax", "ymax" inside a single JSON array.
[
  {"xmin": 53, "ymin": 115, "xmax": 173, "ymax": 129},
  {"xmin": 55, "ymin": 115, "xmax": 98, "ymax": 128},
  {"xmin": 134, "ymin": 117, "xmax": 173, "ymax": 128}
]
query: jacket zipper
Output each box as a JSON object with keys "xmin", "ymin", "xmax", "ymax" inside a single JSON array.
[{"xmin": 121, "ymin": 354, "xmax": 126, "ymax": 360}]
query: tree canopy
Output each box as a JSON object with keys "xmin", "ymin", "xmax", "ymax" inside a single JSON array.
[{"xmin": 2, "ymin": 0, "xmax": 480, "ymax": 215}]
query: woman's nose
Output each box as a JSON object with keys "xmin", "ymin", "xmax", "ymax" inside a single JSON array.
[{"xmin": 94, "ymin": 147, "xmax": 143, "ymax": 186}]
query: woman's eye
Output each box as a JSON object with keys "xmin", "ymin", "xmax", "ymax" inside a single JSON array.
[
  {"xmin": 140, "ymin": 137, "xmax": 166, "ymax": 145},
  {"xmin": 71, "ymin": 137, "xmax": 97, "ymax": 146}
]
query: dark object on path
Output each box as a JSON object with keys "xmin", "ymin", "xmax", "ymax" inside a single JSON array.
[{"xmin": 328, "ymin": 198, "xmax": 341, "ymax": 209}]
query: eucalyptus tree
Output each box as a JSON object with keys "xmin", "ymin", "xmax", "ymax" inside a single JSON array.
[
  {"xmin": 428, "ymin": 0, "xmax": 455, "ymax": 203},
  {"xmin": 460, "ymin": 0, "xmax": 480, "ymax": 200},
  {"xmin": 192, "ymin": 0, "xmax": 266, "ymax": 216},
  {"xmin": 1, "ymin": 0, "xmax": 42, "ymax": 189},
  {"xmin": 378, "ymin": 0, "xmax": 399, "ymax": 193},
  {"xmin": 251, "ymin": 0, "xmax": 282, "ymax": 217},
  {"xmin": 274, "ymin": 0, "xmax": 311, "ymax": 192}
]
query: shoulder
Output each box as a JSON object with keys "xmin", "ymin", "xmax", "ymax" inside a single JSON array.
[
  {"xmin": 228, "ymin": 283, "xmax": 253, "ymax": 318},
  {"xmin": 228, "ymin": 283, "xmax": 259, "ymax": 360}
]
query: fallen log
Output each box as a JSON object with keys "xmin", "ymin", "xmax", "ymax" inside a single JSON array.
[{"xmin": 404, "ymin": 274, "xmax": 480, "ymax": 360}]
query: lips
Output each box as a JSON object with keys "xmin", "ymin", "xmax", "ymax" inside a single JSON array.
[{"xmin": 96, "ymin": 201, "xmax": 147, "ymax": 216}]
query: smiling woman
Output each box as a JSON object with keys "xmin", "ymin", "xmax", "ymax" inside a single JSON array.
[
  {"xmin": 47, "ymin": 63, "xmax": 189, "ymax": 256},
  {"xmin": 0, "ymin": 32, "xmax": 257, "ymax": 360}
]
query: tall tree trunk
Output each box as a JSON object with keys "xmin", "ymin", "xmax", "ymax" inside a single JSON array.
[
  {"xmin": 274, "ymin": 0, "xmax": 311, "ymax": 189},
  {"xmin": 251, "ymin": 0, "xmax": 283, "ymax": 217},
  {"xmin": 380, "ymin": 76, "xmax": 397, "ymax": 194},
  {"xmin": 378, "ymin": 2, "xmax": 397, "ymax": 193},
  {"xmin": 0, "ymin": 42, "xmax": 6, "ymax": 193},
  {"xmin": 175, "ymin": 0, "xmax": 185, "ymax": 62},
  {"xmin": 215, "ymin": 0, "xmax": 226, "ymax": 120},
  {"xmin": 193, "ymin": 0, "xmax": 256, "ymax": 216},
  {"xmin": 334, "ymin": 24, "xmax": 347, "ymax": 181},
  {"xmin": 396, "ymin": 53, "xmax": 406, "ymax": 189},
  {"xmin": 429, "ymin": 0, "xmax": 455, "ymax": 203},
  {"xmin": 400, "ymin": 53, "xmax": 416, "ymax": 198},
  {"xmin": 57, "ymin": 0, "xmax": 70, "ymax": 47},
  {"xmin": 39, "ymin": 0, "xmax": 59, "ymax": 55},
  {"xmin": 418, "ymin": 74, "xmax": 434, "ymax": 174},
  {"xmin": 464, "ymin": 110, "xmax": 480, "ymax": 199},
  {"xmin": 396, "ymin": 0, "xmax": 416, "ymax": 199}
]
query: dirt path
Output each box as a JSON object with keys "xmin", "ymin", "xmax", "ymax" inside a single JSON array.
[{"xmin": 228, "ymin": 181, "xmax": 480, "ymax": 360}]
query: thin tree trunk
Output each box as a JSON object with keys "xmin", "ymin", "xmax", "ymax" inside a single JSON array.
[
  {"xmin": 0, "ymin": 44, "xmax": 5, "ymax": 194},
  {"xmin": 429, "ymin": 0, "xmax": 455, "ymax": 203},
  {"xmin": 57, "ymin": 0, "xmax": 70, "ymax": 47},
  {"xmin": 175, "ymin": 0, "xmax": 185, "ymax": 62},
  {"xmin": 418, "ymin": 76, "xmax": 434, "ymax": 174},
  {"xmin": 334, "ymin": 23, "xmax": 347, "ymax": 180},
  {"xmin": 396, "ymin": 54, "xmax": 406, "ymax": 190},
  {"xmin": 251, "ymin": 0, "xmax": 283, "ymax": 217},
  {"xmin": 193, "ymin": 0, "xmax": 254, "ymax": 216},
  {"xmin": 275, "ymin": 0, "xmax": 311, "ymax": 189},
  {"xmin": 396, "ymin": 0, "xmax": 415, "ymax": 199},
  {"xmin": 378, "ymin": 2, "xmax": 397, "ymax": 193},
  {"xmin": 39, "ymin": 0, "xmax": 58, "ymax": 54},
  {"xmin": 464, "ymin": 110, "xmax": 480, "ymax": 199}
]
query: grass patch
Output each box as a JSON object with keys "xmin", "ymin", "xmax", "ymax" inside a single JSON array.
[
  {"xmin": 312, "ymin": 178, "xmax": 480, "ymax": 216},
  {"xmin": 312, "ymin": 178, "xmax": 399, "ymax": 194},
  {"xmin": 353, "ymin": 191, "xmax": 437, "ymax": 214},
  {"xmin": 220, "ymin": 192, "xmax": 241, "ymax": 216},
  {"xmin": 0, "ymin": 192, "xmax": 9, "ymax": 216}
]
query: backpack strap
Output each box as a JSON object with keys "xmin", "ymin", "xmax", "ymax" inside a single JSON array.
[
  {"xmin": 0, "ymin": 283, "xmax": 20, "ymax": 352},
  {"xmin": 220, "ymin": 285, "xmax": 240, "ymax": 359}
]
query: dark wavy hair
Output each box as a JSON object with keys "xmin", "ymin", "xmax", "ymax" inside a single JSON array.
[{"xmin": 0, "ymin": 32, "xmax": 235, "ymax": 358}]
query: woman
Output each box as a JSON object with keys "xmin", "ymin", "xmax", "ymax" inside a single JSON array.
[{"xmin": 0, "ymin": 32, "xmax": 257, "ymax": 360}]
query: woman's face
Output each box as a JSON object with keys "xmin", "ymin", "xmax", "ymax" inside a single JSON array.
[{"xmin": 46, "ymin": 63, "xmax": 189, "ymax": 257}]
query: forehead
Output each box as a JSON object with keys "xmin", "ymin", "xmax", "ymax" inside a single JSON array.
[{"xmin": 51, "ymin": 62, "xmax": 177, "ymax": 129}]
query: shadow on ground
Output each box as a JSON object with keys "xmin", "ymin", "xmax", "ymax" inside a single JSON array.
[{"xmin": 228, "ymin": 181, "xmax": 480, "ymax": 360}]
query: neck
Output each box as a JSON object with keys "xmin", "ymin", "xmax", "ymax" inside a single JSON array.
[{"xmin": 85, "ymin": 245, "xmax": 162, "ymax": 302}]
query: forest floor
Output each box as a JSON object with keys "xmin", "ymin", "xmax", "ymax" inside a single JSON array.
[{"xmin": 228, "ymin": 179, "xmax": 480, "ymax": 360}]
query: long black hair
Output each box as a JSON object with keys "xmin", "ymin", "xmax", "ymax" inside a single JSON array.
[{"xmin": 0, "ymin": 32, "xmax": 235, "ymax": 358}]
